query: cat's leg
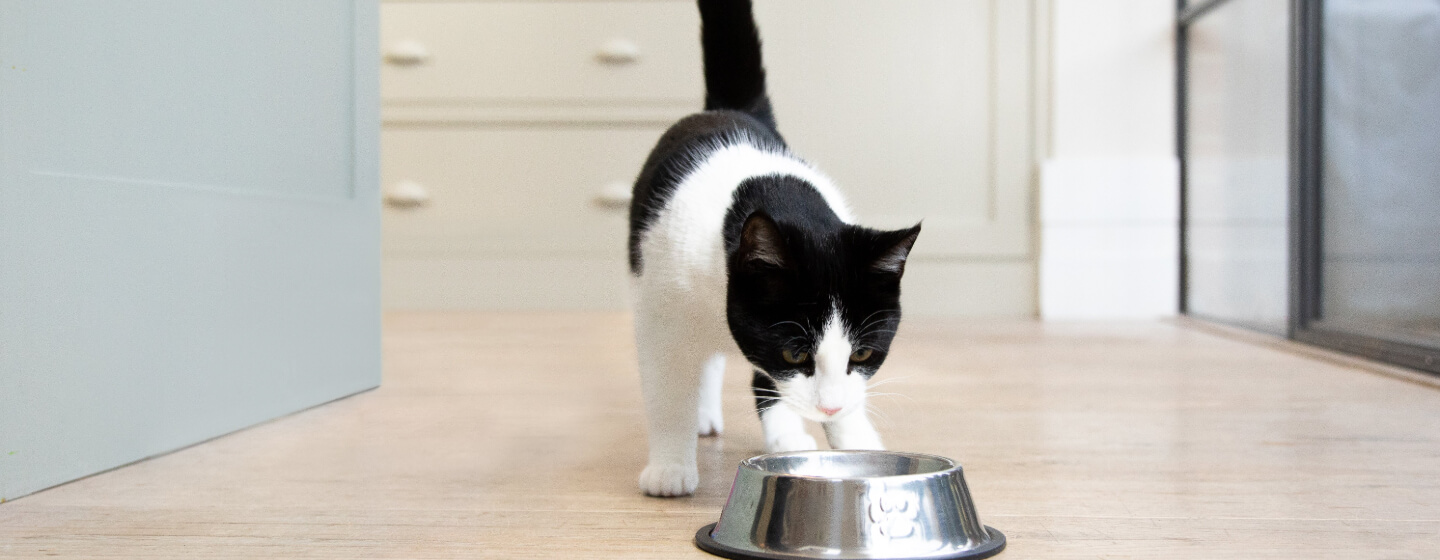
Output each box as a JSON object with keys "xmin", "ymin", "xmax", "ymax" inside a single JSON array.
[
  {"xmin": 697, "ymin": 353, "xmax": 726, "ymax": 437},
  {"xmin": 635, "ymin": 312, "xmax": 708, "ymax": 497},
  {"xmin": 753, "ymin": 370, "xmax": 817, "ymax": 452},
  {"xmin": 823, "ymin": 406, "xmax": 885, "ymax": 450}
]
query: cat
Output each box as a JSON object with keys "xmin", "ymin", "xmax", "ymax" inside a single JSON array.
[{"xmin": 627, "ymin": 0, "xmax": 921, "ymax": 497}]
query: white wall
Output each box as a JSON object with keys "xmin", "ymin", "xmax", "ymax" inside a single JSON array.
[{"xmin": 1039, "ymin": 0, "xmax": 1179, "ymax": 319}]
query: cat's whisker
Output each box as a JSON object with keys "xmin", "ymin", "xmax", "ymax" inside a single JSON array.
[
  {"xmin": 769, "ymin": 320, "xmax": 807, "ymax": 333},
  {"xmin": 864, "ymin": 404, "xmax": 894, "ymax": 428},
  {"xmin": 866, "ymin": 393, "xmax": 915, "ymax": 407},
  {"xmin": 866, "ymin": 392, "xmax": 906, "ymax": 402},
  {"xmin": 854, "ymin": 325, "xmax": 887, "ymax": 339},
  {"xmin": 853, "ymin": 310, "xmax": 900, "ymax": 335},
  {"xmin": 779, "ymin": 335, "xmax": 809, "ymax": 346},
  {"xmin": 856, "ymin": 309, "xmax": 899, "ymax": 328},
  {"xmin": 865, "ymin": 375, "xmax": 911, "ymax": 389}
]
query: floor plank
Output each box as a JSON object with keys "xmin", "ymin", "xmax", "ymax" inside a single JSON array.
[{"xmin": 2, "ymin": 312, "xmax": 1439, "ymax": 559}]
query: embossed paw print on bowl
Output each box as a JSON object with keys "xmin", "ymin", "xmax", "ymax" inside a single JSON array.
[
  {"xmin": 869, "ymin": 489, "xmax": 921, "ymax": 540},
  {"xmin": 696, "ymin": 451, "xmax": 1005, "ymax": 560}
]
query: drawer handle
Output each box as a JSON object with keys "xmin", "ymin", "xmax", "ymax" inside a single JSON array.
[
  {"xmin": 385, "ymin": 40, "xmax": 431, "ymax": 66},
  {"xmin": 594, "ymin": 181, "xmax": 632, "ymax": 209},
  {"xmin": 595, "ymin": 38, "xmax": 641, "ymax": 65},
  {"xmin": 385, "ymin": 180, "xmax": 431, "ymax": 208}
]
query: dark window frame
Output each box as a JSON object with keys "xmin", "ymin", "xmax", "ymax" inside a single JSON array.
[{"xmin": 1177, "ymin": 0, "xmax": 1440, "ymax": 376}]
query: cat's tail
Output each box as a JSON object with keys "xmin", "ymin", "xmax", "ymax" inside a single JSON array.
[{"xmin": 698, "ymin": 0, "xmax": 777, "ymax": 131}]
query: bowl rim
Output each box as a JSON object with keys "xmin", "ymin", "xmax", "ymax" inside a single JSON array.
[
  {"xmin": 696, "ymin": 522, "xmax": 1007, "ymax": 560},
  {"xmin": 738, "ymin": 450, "xmax": 961, "ymax": 482}
]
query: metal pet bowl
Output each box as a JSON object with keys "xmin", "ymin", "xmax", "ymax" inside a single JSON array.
[{"xmin": 696, "ymin": 451, "xmax": 1005, "ymax": 560}]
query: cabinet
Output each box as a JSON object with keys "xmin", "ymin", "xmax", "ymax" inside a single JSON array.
[{"xmin": 381, "ymin": 0, "xmax": 1037, "ymax": 315}]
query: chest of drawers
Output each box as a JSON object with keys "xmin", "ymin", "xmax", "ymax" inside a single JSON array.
[{"xmin": 381, "ymin": 0, "xmax": 1040, "ymax": 316}]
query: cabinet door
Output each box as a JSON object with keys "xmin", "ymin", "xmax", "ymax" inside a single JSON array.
[
  {"xmin": 759, "ymin": 0, "xmax": 1033, "ymax": 258},
  {"xmin": 0, "ymin": 0, "xmax": 380, "ymax": 501},
  {"xmin": 758, "ymin": 0, "xmax": 1036, "ymax": 315}
]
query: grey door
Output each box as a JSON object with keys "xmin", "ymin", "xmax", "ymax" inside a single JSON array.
[{"xmin": 0, "ymin": 1, "xmax": 380, "ymax": 501}]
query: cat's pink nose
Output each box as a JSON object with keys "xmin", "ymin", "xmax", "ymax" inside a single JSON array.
[{"xmin": 819, "ymin": 405, "xmax": 843, "ymax": 416}]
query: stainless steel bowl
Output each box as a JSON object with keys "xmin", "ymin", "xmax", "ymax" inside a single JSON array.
[{"xmin": 695, "ymin": 451, "xmax": 1005, "ymax": 560}]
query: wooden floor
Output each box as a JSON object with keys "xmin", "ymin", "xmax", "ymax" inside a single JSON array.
[{"xmin": 3, "ymin": 312, "xmax": 1440, "ymax": 559}]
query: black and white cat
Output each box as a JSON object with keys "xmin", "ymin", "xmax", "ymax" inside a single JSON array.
[{"xmin": 627, "ymin": 0, "xmax": 921, "ymax": 497}]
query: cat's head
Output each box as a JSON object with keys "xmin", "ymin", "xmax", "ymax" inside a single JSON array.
[{"xmin": 726, "ymin": 210, "xmax": 920, "ymax": 423}]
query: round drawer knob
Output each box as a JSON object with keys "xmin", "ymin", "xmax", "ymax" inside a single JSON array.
[
  {"xmin": 594, "ymin": 180, "xmax": 632, "ymax": 209},
  {"xmin": 595, "ymin": 38, "xmax": 641, "ymax": 65},
  {"xmin": 385, "ymin": 40, "xmax": 431, "ymax": 66},
  {"xmin": 385, "ymin": 180, "xmax": 431, "ymax": 208}
]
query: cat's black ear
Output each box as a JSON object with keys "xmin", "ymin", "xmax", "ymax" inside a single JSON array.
[
  {"xmin": 738, "ymin": 211, "xmax": 790, "ymax": 269},
  {"xmin": 871, "ymin": 223, "xmax": 921, "ymax": 276}
]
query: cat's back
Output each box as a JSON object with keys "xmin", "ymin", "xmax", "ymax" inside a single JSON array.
[{"xmin": 627, "ymin": 110, "xmax": 786, "ymax": 275}]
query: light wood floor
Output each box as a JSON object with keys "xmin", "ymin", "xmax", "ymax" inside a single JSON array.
[{"xmin": 3, "ymin": 312, "xmax": 1440, "ymax": 559}]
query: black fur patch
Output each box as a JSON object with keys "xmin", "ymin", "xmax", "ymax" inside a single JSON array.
[
  {"xmin": 723, "ymin": 176, "xmax": 920, "ymax": 386},
  {"xmin": 698, "ymin": 0, "xmax": 777, "ymax": 128}
]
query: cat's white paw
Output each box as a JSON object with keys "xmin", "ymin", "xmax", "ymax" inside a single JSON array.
[
  {"xmin": 766, "ymin": 433, "xmax": 819, "ymax": 453},
  {"xmin": 639, "ymin": 462, "xmax": 699, "ymax": 497},
  {"xmin": 824, "ymin": 415, "xmax": 885, "ymax": 450},
  {"xmin": 697, "ymin": 407, "xmax": 724, "ymax": 437}
]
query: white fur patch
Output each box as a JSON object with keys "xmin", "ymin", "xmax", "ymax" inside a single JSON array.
[
  {"xmin": 635, "ymin": 143, "xmax": 853, "ymax": 301},
  {"xmin": 632, "ymin": 138, "xmax": 882, "ymax": 496},
  {"xmin": 768, "ymin": 305, "xmax": 870, "ymax": 423},
  {"xmin": 761, "ymin": 405, "xmax": 818, "ymax": 453},
  {"xmin": 812, "ymin": 305, "xmax": 854, "ymax": 412}
]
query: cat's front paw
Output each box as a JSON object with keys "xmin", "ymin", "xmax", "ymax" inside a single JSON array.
[
  {"xmin": 639, "ymin": 462, "xmax": 699, "ymax": 497},
  {"xmin": 765, "ymin": 433, "xmax": 818, "ymax": 453},
  {"xmin": 698, "ymin": 407, "xmax": 724, "ymax": 437},
  {"xmin": 824, "ymin": 416, "xmax": 885, "ymax": 450}
]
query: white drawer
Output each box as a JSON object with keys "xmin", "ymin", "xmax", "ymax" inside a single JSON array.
[
  {"xmin": 381, "ymin": 126, "xmax": 665, "ymax": 257},
  {"xmin": 381, "ymin": 1, "xmax": 703, "ymax": 104}
]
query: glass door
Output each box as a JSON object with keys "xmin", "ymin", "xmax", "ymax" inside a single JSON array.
[
  {"xmin": 1293, "ymin": 0, "xmax": 1440, "ymax": 373},
  {"xmin": 1179, "ymin": 0, "xmax": 1291, "ymax": 335},
  {"xmin": 1180, "ymin": 0, "xmax": 1440, "ymax": 375}
]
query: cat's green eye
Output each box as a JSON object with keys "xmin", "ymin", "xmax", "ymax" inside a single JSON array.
[
  {"xmin": 781, "ymin": 348, "xmax": 810, "ymax": 364},
  {"xmin": 850, "ymin": 348, "xmax": 874, "ymax": 362}
]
